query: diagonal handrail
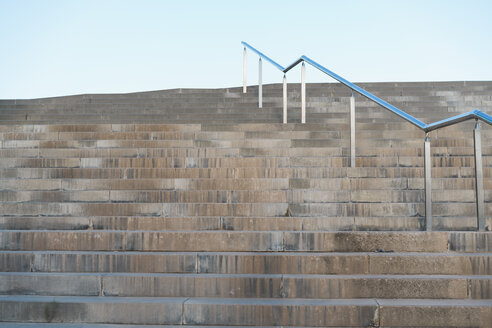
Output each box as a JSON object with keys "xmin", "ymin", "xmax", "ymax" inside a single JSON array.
[
  {"xmin": 241, "ymin": 42, "xmax": 285, "ymax": 71},
  {"xmin": 241, "ymin": 41, "xmax": 490, "ymax": 232},
  {"xmin": 242, "ymin": 41, "xmax": 492, "ymax": 132}
]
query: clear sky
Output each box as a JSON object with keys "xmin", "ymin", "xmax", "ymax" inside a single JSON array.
[{"xmin": 1, "ymin": 0, "xmax": 491, "ymax": 99}]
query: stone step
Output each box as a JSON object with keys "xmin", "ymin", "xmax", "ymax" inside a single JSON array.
[
  {"xmin": 0, "ymin": 123, "xmax": 330, "ymax": 133},
  {"xmin": 0, "ymin": 178, "xmax": 292, "ymax": 191},
  {"xmin": 0, "ymin": 189, "xmax": 490, "ymax": 204},
  {"xmin": 0, "ymin": 117, "xmax": 292, "ymax": 125},
  {"xmin": 0, "ymin": 324, "xmax": 311, "ymax": 328},
  {"xmin": 0, "ymin": 295, "xmax": 185, "ymax": 325},
  {"xmin": 0, "ymin": 216, "xmax": 361, "ymax": 232},
  {"xmin": 1, "ymin": 132, "xmax": 490, "ymax": 145},
  {"xmin": 3, "ymin": 93, "xmax": 490, "ymax": 108},
  {"xmin": 0, "ymin": 122, "xmax": 480, "ymax": 135},
  {"xmin": 2, "ymin": 166, "xmax": 490, "ymax": 179},
  {"xmin": 1, "ymin": 109, "xmax": 483, "ymax": 123},
  {"xmin": 2, "ymin": 94, "xmax": 488, "ymax": 107},
  {"xmin": 1, "ymin": 231, "xmax": 489, "ymax": 252},
  {"xmin": 0, "ymin": 272, "xmax": 490, "ymax": 299},
  {"xmin": 0, "ymin": 215, "xmax": 488, "ymax": 232},
  {"xmin": 0, "ymin": 202, "xmax": 490, "ymax": 225},
  {"xmin": 0, "ymin": 295, "xmax": 490, "ymax": 326},
  {"xmin": 3, "ymin": 250, "xmax": 491, "ymax": 275},
  {"xmin": 5, "ymin": 127, "xmax": 488, "ymax": 141},
  {"xmin": 0, "ymin": 147, "xmax": 350, "ymax": 158},
  {"xmin": 0, "ymin": 122, "xmax": 477, "ymax": 135},
  {"xmin": 0, "ymin": 130, "xmax": 351, "ymax": 141},
  {"xmin": 2, "ymin": 177, "xmax": 489, "ymax": 192},
  {"xmin": 2, "ymin": 137, "xmax": 488, "ymax": 150},
  {"xmin": 2, "ymin": 146, "xmax": 490, "ymax": 159},
  {"xmin": 2, "ymin": 113, "xmax": 488, "ymax": 126},
  {"xmin": 1, "ymin": 95, "xmax": 486, "ymax": 106},
  {"xmin": 2, "ymin": 156, "xmax": 492, "ymax": 169}
]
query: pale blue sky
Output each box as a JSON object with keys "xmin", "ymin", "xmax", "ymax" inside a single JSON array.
[{"xmin": 1, "ymin": 0, "xmax": 491, "ymax": 99}]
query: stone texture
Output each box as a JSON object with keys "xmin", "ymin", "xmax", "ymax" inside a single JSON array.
[
  {"xmin": 378, "ymin": 299, "xmax": 492, "ymax": 327},
  {"xmin": 183, "ymin": 298, "xmax": 378, "ymax": 326},
  {"xmin": 0, "ymin": 295, "xmax": 184, "ymax": 324},
  {"xmin": 1, "ymin": 81, "xmax": 492, "ymax": 326}
]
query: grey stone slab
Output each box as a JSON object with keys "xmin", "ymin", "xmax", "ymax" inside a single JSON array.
[
  {"xmin": 377, "ymin": 299, "xmax": 492, "ymax": 327},
  {"xmin": 29, "ymin": 251, "xmax": 197, "ymax": 273},
  {"xmin": 0, "ymin": 295, "xmax": 185, "ymax": 324},
  {"xmin": 183, "ymin": 298, "xmax": 378, "ymax": 326},
  {"xmin": 449, "ymin": 232, "xmax": 492, "ymax": 252},
  {"xmin": 283, "ymin": 232, "xmax": 449, "ymax": 252},
  {"xmin": 0, "ymin": 273, "xmax": 100, "ymax": 296}
]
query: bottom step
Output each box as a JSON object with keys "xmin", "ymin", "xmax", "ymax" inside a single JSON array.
[
  {"xmin": 0, "ymin": 325, "xmax": 320, "ymax": 328},
  {"xmin": 0, "ymin": 296, "xmax": 491, "ymax": 327}
]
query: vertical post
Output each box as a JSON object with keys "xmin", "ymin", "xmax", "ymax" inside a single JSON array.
[
  {"xmin": 283, "ymin": 74, "xmax": 287, "ymax": 124},
  {"xmin": 350, "ymin": 93, "xmax": 356, "ymax": 168},
  {"xmin": 474, "ymin": 121, "xmax": 485, "ymax": 231},
  {"xmin": 243, "ymin": 47, "xmax": 247, "ymax": 93},
  {"xmin": 258, "ymin": 57, "xmax": 262, "ymax": 108},
  {"xmin": 301, "ymin": 61, "xmax": 306, "ymax": 123},
  {"xmin": 424, "ymin": 134, "xmax": 432, "ymax": 231}
]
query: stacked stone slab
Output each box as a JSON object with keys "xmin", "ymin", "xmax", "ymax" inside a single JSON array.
[{"xmin": 0, "ymin": 82, "xmax": 491, "ymax": 326}]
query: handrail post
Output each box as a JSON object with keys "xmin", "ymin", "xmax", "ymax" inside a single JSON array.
[
  {"xmin": 424, "ymin": 134, "xmax": 432, "ymax": 231},
  {"xmin": 350, "ymin": 93, "xmax": 356, "ymax": 167},
  {"xmin": 283, "ymin": 74, "xmax": 287, "ymax": 124},
  {"xmin": 301, "ymin": 61, "xmax": 306, "ymax": 123},
  {"xmin": 474, "ymin": 120, "xmax": 485, "ymax": 231},
  {"xmin": 258, "ymin": 57, "xmax": 262, "ymax": 108},
  {"xmin": 243, "ymin": 47, "xmax": 247, "ymax": 93}
]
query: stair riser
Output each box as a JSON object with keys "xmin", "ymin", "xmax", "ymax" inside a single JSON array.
[
  {"xmin": 3, "ymin": 231, "xmax": 488, "ymax": 252},
  {"xmin": 3, "ymin": 252, "xmax": 491, "ymax": 275},
  {"xmin": 0, "ymin": 274, "xmax": 489, "ymax": 299}
]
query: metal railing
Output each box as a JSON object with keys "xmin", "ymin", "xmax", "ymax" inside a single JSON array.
[{"xmin": 241, "ymin": 41, "xmax": 492, "ymax": 231}]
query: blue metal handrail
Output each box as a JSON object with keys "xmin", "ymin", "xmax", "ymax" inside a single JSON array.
[
  {"xmin": 242, "ymin": 41, "xmax": 492, "ymax": 132},
  {"xmin": 241, "ymin": 42, "xmax": 285, "ymax": 71},
  {"xmin": 241, "ymin": 41, "xmax": 490, "ymax": 232}
]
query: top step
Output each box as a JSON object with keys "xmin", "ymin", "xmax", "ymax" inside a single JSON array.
[{"xmin": 1, "ymin": 81, "xmax": 491, "ymax": 125}]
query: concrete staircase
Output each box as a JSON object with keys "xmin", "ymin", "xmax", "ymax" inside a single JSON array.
[{"xmin": 0, "ymin": 82, "xmax": 491, "ymax": 326}]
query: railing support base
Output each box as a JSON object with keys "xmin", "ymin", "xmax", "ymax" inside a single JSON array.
[
  {"xmin": 283, "ymin": 74, "xmax": 287, "ymax": 124},
  {"xmin": 350, "ymin": 94, "xmax": 355, "ymax": 168},
  {"xmin": 424, "ymin": 135, "xmax": 432, "ymax": 231},
  {"xmin": 258, "ymin": 57, "xmax": 262, "ymax": 108},
  {"xmin": 301, "ymin": 62, "xmax": 306, "ymax": 123},
  {"xmin": 474, "ymin": 121, "xmax": 485, "ymax": 231},
  {"xmin": 243, "ymin": 47, "xmax": 247, "ymax": 93}
]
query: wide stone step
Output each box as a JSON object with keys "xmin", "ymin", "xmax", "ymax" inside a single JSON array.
[
  {"xmin": 1, "ymin": 189, "xmax": 490, "ymax": 204},
  {"xmin": 2, "ymin": 95, "xmax": 486, "ymax": 107},
  {"xmin": 2, "ymin": 166, "xmax": 490, "ymax": 179},
  {"xmin": 0, "ymin": 147, "xmax": 346, "ymax": 158},
  {"xmin": 7, "ymin": 114, "xmax": 487, "ymax": 126},
  {"xmin": 0, "ymin": 130, "xmax": 348, "ymax": 141},
  {"xmin": 0, "ymin": 215, "xmax": 488, "ymax": 232},
  {"xmin": 0, "ymin": 295, "xmax": 185, "ymax": 325},
  {"xmin": 0, "ymin": 324, "xmax": 314, "ymax": 328},
  {"xmin": 3, "ymin": 250, "xmax": 491, "ymax": 275},
  {"xmin": 3, "ymin": 155, "xmax": 492, "ymax": 169},
  {"xmin": 0, "ymin": 216, "xmax": 414, "ymax": 232},
  {"xmin": 2, "ymin": 146, "xmax": 489, "ymax": 158},
  {"xmin": 1, "ymin": 202, "xmax": 490, "ymax": 223},
  {"xmin": 1, "ymin": 178, "xmax": 291, "ymax": 191},
  {"xmin": 0, "ymin": 190, "xmax": 290, "ymax": 203},
  {"xmin": 0, "ymin": 123, "xmax": 335, "ymax": 133},
  {"xmin": 0, "ymin": 295, "xmax": 490, "ymax": 326},
  {"xmin": 0, "ymin": 272, "xmax": 490, "ymax": 299},
  {"xmin": 1, "ymin": 101, "xmax": 480, "ymax": 112},
  {"xmin": 1, "ymin": 231, "xmax": 488, "ymax": 252},
  {"xmin": 5, "ymin": 177, "xmax": 481, "ymax": 192}
]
